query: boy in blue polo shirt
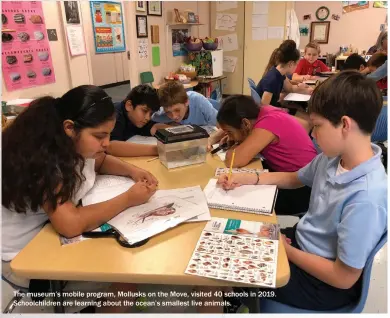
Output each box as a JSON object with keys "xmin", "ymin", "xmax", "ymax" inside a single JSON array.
[
  {"xmin": 152, "ymin": 81, "xmax": 217, "ymax": 126},
  {"xmin": 108, "ymin": 85, "xmax": 169, "ymax": 157},
  {"xmin": 219, "ymin": 70, "xmax": 387, "ymax": 311}
]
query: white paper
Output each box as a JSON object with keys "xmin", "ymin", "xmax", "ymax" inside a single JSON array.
[
  {"xmin": 66, "ymin": 25, "xmax": 86, "ymax": 56},
  {"xmin": 217, "ymin": 33, "xmax": 238, "ymax": 52},
  {"xmin": 127, "ymin": 135, "xmax": 157, "ymax": 145},
  {"xmin": 82, "ymin": 175, "xmax": 209, "ymax": 244},
  {"xmin": 185, "ymin": 217, "xmax": 279, "ymax": 287},
  {"xmin": 215, "ymin": 13, "xmax": 237, "ymax": 31},
  {"xmin": 223, "ymin": 56, "xmax": 238, "ymax": 73},
  {"xmin": 252, "ymin": 14, "xmax": 268, "ymax": 28},
  {"xmin": 253, "ymin": 1, "xmax": 269, "ymax": 14},
  {"xmin": 284, "ymin": 93, "xmax": 311, "ymax": 102},
  {"xmin": 204, "ymin": 179, "xmax": 277, "ymax": 214},
  {"xmin": 138, "ymin": 39, "xmax": 148, "ymax": 59},
  {"xmin": 267, "ymin": 26, "xmax": 285, "ymax": 39},
  {"xmin": 154, "ymin": 187, "xmax": 211, "ymax": 223},
  {"xmin": 252, "ymin": 27, "xmax": 267, "ymax": 41},
  {"xmin": 216, "ymin": 1, "xmax": 237, "ymax": 12}
]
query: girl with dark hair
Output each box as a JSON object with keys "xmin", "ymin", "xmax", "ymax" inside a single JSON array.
[
  {"xmin": 215, "ymin": 95, "xmax": 317, "ymax": 216},
  {"xmin": 256, "ymin": 40, "xmax": 313, "ymax": 107},
  {"xmin": 2, "ymin": 85, "xmax": 158, "ymax": 312}
]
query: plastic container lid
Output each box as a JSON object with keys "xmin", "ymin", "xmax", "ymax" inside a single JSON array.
[{"xmin": 155, "ymin": 125, "xmax": 209, "ymax": 144}]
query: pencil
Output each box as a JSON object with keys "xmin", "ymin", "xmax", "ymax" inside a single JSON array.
[
  {"xmin": 228, "ymin": 149, "xmax": 236, "ymax": 182},
  {"xmin": 147, "ymin": 157, "xmax": 159, "ymax": 162}
]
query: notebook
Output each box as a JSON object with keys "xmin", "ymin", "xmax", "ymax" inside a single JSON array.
[
  {"xmin": 203, "ymin": 179, "xmax": 278, "ymax": 215},
  {"xmin": 284, "ymin": 93, "xmax": 311, "ymax": 102}
]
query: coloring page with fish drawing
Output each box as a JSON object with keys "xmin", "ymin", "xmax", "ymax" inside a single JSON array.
[
  {"xmin": 154, "ymin": 186, "xmax": 211, "ymax": 223},
  {"xmin": 107, "ymin": 194, "xmax": 206, "ymax": 245},
  {"xmin": 186, "ymin": 217, "xmax": 279, "ymax": 287}
]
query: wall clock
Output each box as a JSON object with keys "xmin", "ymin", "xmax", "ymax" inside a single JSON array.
[{"xmin": 316, "ymin": 6, "xmax": 330, "ymax": 21}]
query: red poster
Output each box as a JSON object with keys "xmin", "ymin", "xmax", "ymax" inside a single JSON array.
[{"xmin": 2, "ymin": 1, "xmax": 55, "ymax": 92}]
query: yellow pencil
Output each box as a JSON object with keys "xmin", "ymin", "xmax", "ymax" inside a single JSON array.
[{"xmin": 228, "ymin": 149, "xmax": 236, "ymax": 182}]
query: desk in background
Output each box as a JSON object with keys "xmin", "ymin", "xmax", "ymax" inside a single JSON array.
[
  {"xmin": 11, "ymin": 154, "xmax": 290, "ymax": 312},
  {"xmin": 153, "ymin": 80, "xmax": 199, "ymax": 91}
]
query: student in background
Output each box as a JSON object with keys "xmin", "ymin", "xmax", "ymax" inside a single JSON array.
[
  {"xmin": 367, "ymin": 52, "xmax": 388, "ymax": 92},
  {"xmin": 214, "ymin": 95, "xmax": 317, "ymax": 216},
  {"xmin": 292, "ymin": 41, "xmax": 330, "ymax": 82},
  {"xmin": 108, "ymin": 85, "xmax": 170, "ymax": 157},
  {"xmin": 256, "ymin": 40, "xmax": 313, "ymax": 107},
  {"xmin": 367, "ymin": 60, "xmax": 388, "ymax": 81},
  {"xmin": 367, "ymin": 31, "xmax": 388, "ymax": 54},
  {"xmin": 2, "ymin": 85, "xmax": 158, "ymax": 313},
  {"xmin": 152, "ymin": 81, "xmax": 217, "ymax": 126},
  {"xmin": 219, "ymin": 71, "xmax": 387, "ymax": 311},
  {"xmin": 342, "ymin": 53, "xmax": 367, "ymax": 72}
]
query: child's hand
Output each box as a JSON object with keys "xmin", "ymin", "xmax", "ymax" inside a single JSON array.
[
  {"xmin": 127, "ymin": 181, "xmax": 157, "ymax": 206},
  {"xmin": 307, "ymin": 86, "xmax": 314, "ymax": 95},
  {"xmin": 297, "ymin": 82, "xmax": 309, "ymax": 88},
  {"xmin": 130, "ymin": 167, "xmax": 158, "ymax": 186},
  {"xmin": 217, "ymin": 173, "xmax": 256, "ymax": 190},
  {"xmin": 280, "ymin": 234, "xmax": 292, "ymax": 251}
]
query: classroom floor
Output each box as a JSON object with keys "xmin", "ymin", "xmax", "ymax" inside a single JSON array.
[{"xmin": 2, "ymin": 216, "xmax": 387, "ymax": 314}]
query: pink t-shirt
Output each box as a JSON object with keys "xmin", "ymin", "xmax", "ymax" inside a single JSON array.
[{"xmin": 254, "ymin": 106, "xmax": 317, "ymax": 172}]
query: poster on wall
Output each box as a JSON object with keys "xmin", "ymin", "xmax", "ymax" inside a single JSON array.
[
  {"xmin": 172, "ymin": 29, "xmax": 189, "ymax": 57},
  {"xmin": 342, "ymin": 1, "xmax": 369, "ymax": 13},
  {"xmin": 1, "ymin": 1, "xmax": 56, "ymax": 92},
  {"xmin": 90, "ymin": 1, "xmax": 126, "ymax": 53},
  {"xmin": 64, "ymin": 1, "xmax": 80, "ymax": 24},
  {"xmin": 373, "ymin": 1, "xmax": 388, "ymax": 9}
]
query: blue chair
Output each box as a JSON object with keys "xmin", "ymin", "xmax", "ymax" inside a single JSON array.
[
  {"xmin": 208, "ymin": 98, "xmax": 221, "ymax": 111},
  {"xmin": 371, "ymin": 105, "xmax": 387, "ymax": 142},
  {"xmin": 250, "ymin": 87, "xmax": 261, "ymax": 105},
  {"xmin": 247, "ymin": 78, "xmax": 257, "ymax": 90},
  {"xmin": 259, "ymin": 231, "xmax": 387, "ymax": 313}
]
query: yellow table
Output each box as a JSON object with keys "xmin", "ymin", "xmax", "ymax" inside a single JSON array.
[{"xmin": 11, "ymin": 154, "xmax": 290, "ymax": 311}]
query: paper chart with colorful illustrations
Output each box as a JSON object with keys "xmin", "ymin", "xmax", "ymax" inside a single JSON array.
[
  {"xmin": 185, "ymin": 217, "xmax": 279, "ymax": 287},
  {"xmin": 90, "ymin": 1, "xmax": 125, "ymax": 53},
  {"xmin": 214, "ymin": 168, "xmax": 268, "ymax": 177},
  {"xmin": 2, "ymin": 1, "xmax": 55, "ymax": 91}
]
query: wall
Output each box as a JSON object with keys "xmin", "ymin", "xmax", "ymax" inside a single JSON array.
[
  {"xmin": 294, "ymin": 1, "xmax": 387, "ymax": 54},
  {"xmin": 132, "ymin": 1, "xmax": 210, "ymax": 86},
  {"xmin": 2, "ymin": 1, "xmax": 210, "ymax": 100},
  {"xmin": 2, "ymin": 1, "xmax": 91, "ymax": 100}
]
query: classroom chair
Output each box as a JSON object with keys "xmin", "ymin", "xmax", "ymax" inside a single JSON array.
[
  {"xmin": 140, "ymin": 71, "xmax": 154, "ymax": 86},
  {"xmin": 250, "ymin": 87, "xmax": 261, "ymax": 105},
  {"xmin": 259, "ymin": 231, "xmax": 388, "ymax": 314},
  {"xmin": 208, "ymin": 98, "xmax": 221, "ymax": 111},
  {"xmin": 247, "ymin": 78, "xmax": 257, "ymax": 90},
  {"xmin": 371, "ymin": 105, "xmax": 387, "ymax": 143},
  {"xmin": 2, "ymin": 278, "xmax": 28, "ymax": 313}
]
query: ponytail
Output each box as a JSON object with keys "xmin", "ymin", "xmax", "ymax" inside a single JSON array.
[{"xmin": 2, "ymin": 85, "xmax": 115, "ymax": 213}]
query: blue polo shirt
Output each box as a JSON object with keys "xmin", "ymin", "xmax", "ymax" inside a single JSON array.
[
  {"xmin": 256, "ymin": 66, "xmax": 286, "ymax": 106},
  {"xmin": 296, "ymin": 144, "xmax": 387, "ymax": 269},
  {"xmin": 110, "ymin": 101, "xmax": 156, "ymax": 141},
  {"xmin": 152, "ymin": 91, "xmax": 217, "ymax": 126}
]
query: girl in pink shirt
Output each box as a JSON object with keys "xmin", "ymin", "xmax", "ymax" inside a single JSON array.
[{"xmin": 215, "ymin": 95, "xmax": 317, "ymax": 215}]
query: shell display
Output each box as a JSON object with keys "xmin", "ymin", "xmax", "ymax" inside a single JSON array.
[
  {"xmin": 38, "ymin": 52, "xmax": 49, "ymax": 61},
  {"xmin": 2, "ymin": 33, "xmax": 13, "ymax": 42},
  {"xmin": 14, "ymin": 13, "xmax": 25, "ymax": 23},
  {"xmin": 30, "ymin": 15, "xmax": 43, "ymax": 24},
  {"xmin": 27, "ymin": 70, "xmax": 37, "ymax": 78},
  {"xmin": 18, "ymin": 32, "xmax": 30, "ymax": 42},
  {"xmin": 34, "ymin": 31, "xmax": 44, "ymax": 41},
  {"xmin": 42, "ymin": 67, "xmax": 51, "ymax": 76},
  {"xmin": 23, "ymin": 54, "xmax": 33, "ymax": 63},
  {"xmin": 10, "ymin": 73, "xmax": 21, "ymax": 81},
  {"xmin": 2, "ymin": 14, "xmax": 8, "ymax": 25},
  {"xmin": 6, "ymin": 56, "xmax": 17, "ymax": 65}
]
